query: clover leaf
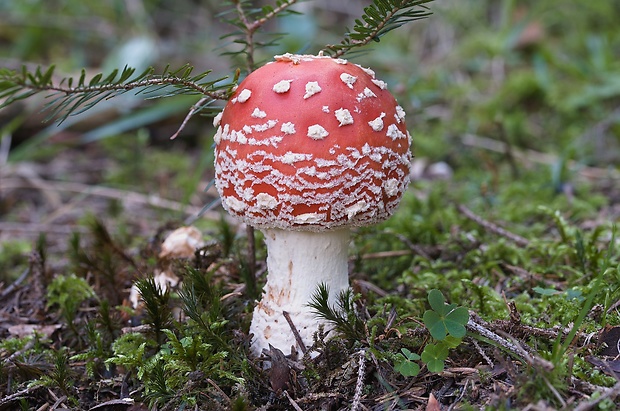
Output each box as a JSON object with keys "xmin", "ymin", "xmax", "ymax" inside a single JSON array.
[
  {"xmin": 421, "ymin": 343, "xmax": 449, "ymax": 373},
  {"xmin": 394, "ymin": 348, "xmax": 421, "ymax": 377},
  {"xmin": 422, "ymin": 289, "xmax": 469, "ymax": 341}
]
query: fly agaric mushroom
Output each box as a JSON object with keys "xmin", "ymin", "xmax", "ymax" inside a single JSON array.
[{"xmin": 213, "ymin": 53, "xmax": 411, "ymax": 356}]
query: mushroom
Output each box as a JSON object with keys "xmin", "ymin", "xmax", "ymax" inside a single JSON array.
[
  {"xmin": 213, "ymin": 53, "xmax": 412, "ymax": 356},
  {"xmin": 159, "ymin": 226, "xmax": 206, "ymax": 260}
]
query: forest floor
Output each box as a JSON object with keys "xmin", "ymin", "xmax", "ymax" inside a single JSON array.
[{"xmin": 1, "ymin": 135, "xmax": 620, "ymax": 410}]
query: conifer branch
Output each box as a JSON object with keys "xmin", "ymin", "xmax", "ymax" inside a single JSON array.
[
  {"xmin": 231, "ymin": 1, "xmax": 257, "ymax": 72},
  {"xmin": 0, "ymin": 64, "xmax": 231, "ymax": 123},
  {"xmin": 252, "ymin": 0, "xmax": 299, "ymax": 29},
  {"xmin": 308, "ymin": 283, "xmax": 367, "ymax": 341},
  {"xmin": 322, "ymin": 0, "xmax": 433, "ymax": 58},
  {"xmin": 224, "ymin": 0, "xmax": 299, "ymax": 72}
]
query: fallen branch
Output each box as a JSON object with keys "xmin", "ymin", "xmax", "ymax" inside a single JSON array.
[
  {"xmin": 351, "ymin": 350, "xmax": 367, "ymax": 411},
  {"xmin": 461, "ymin": 133, "xmax": 620, "ymax": 181},
  {"xmin": 493, "ymin": 300, "xmax": 592, "ymax": 346},
  {"xmin": 0, "ymin": 265, "xmax": 29, "ymax": 299},
  {"xmin": 359, "ymin": 250, "xmax": 413, "ymax": 260},
  {"xmin": 283, "ymin": 390, "xmax": 304, "ymax": 411},
  {"xmin": 467, "ymin": 314, "xmax": 555, "ymax": 372},
  {"xmin": 572, "ymin": 380, "xmax": 620, "ymax": 411},
  {"xmin": 466, "ymin": 316, "xmax": 531, "ymax": 359},
  {"xmin": 457, "ymin": 204, "xmax": 530, "ymax": 247},
  {"xmin": 1, "ymin": 176, "xmax": 229, "ymax": 223},
  {"xmin": 206, "ymin": 378, "xmax": 231, "ymax": 406}
]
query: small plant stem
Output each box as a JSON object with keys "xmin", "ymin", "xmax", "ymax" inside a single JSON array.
[
  {"xmin": 495, "ymin": 122, "xmax": 520, "ymax": 179},
  {"xmin": 170, "ymin": 96, "xmax": 210, "ymax": 140},
  {"xmin": 394, "ymin": 233, "xmax": 432, "ymax": 259},
  {"xmin": 446, "ymin": 379, "xmax": 469, "ymax": 411},
  {"xmin": 323, "ymin": 0, "xmax": 431, "ymax": 59},
  {"xmin": 542, "ymin": 374, "xmax": 567, "ymax": 408},
  {"xmin": 0, "ymin": 386, "xmax": 41, "ymax": 408},
  {"xmin": 252, "ymin": 0, "xmax": 298, "ymax": 29},
  {"xmin": 469, "ymin": 316, "xmax": 557, "ymax": 373},
  {"xmin": 490, "ymin": 308, "xmax": 589, "ymax": 345},
  {"xmin": 0, "ymin": 265, "xmax": 29, "ymax": 299},
  {"xmin": 470, "ymin": 339, "xmax": 494, "ymax": 367},
  {"xmin": 47, "ymin": 389, "xmax": 69, "ymax": 410},
  {"xmin": 359, "ymin": 249, "xmax": 413, "ymax": 259},
  {"xmin": 325, "ymin": 7, "xmax": 402, "ymax": 59},
  {"xmin": 206, "ymin": 379, "xmax": 231, "ymax": 405},
  {"xmin": 67, "ymin": 317, "xmax": 84, "ymax": 349}
]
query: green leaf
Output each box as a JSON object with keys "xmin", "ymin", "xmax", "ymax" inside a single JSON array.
[
  {"xmin": 394, "ymin": 348, "xmax": 421, "ymax": 377},
  {"xmin": 421, "ymin": 343, "xmax": 449, "ymax": 373},
  {"xmin": 423, "ymin": 310, "xmax": 447, "ymax": 340},
  {"xmin": 89, "ymin": 73, "xmax": 103, "ymax": 86},
  {"xmin": 39, "ymin": 65, "xmax": 55, "ymax": 85},
  {"xmin": 428, "ymin": 288, "xmax": 448, "ymax": 313},
  {"xmin": 394, "ymin": 356, "xmax": 420, "ymax": 377},
  {"xmin": 119, "ymin": 65, "xmax": 138, "ymax": 82},
  {"xmin": 441, "ymin": 335, "xmax": 464, "ymax": 349},
  {"xmin": 533, "ymin": 286, "xmax": 560, "ymax": 296},
  {"xmin": 423, "ymin": 289, "xmax": 469, "ymax": 340},
  {"xmin": 401, "ymin": 347, "xmax": 420, "ymax": 361},
  {"xmin": 444, "ymin": 307, "xmax": 469, "ymax": 338},
  {"xmin": 78, "ymin": 69, "xmax": 86, "ymax": 87}
]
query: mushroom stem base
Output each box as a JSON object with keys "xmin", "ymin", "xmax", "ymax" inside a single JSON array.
[{"xmin": 250, "ymin": 228, "xmax": 350, "ymax": 357}]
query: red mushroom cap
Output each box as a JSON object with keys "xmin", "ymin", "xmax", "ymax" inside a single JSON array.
[{"xmin": 214, "ymin": 53, "xmax": 411, "ymax": 231}]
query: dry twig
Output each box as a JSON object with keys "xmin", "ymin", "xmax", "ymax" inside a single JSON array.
[
  {"xmin": 572, "ymin": 380, "xmax": 620, "ymax": 411},
  {"xmin": 170, "ymin": 96, "xmax": 210, "ymax": 140},
  {"xmin": 1, "ymin": 176, "xmax": 227, "ymax": 222},
  {"xmin": 0, "ymin": 385, "xmax": 40, "ymax": 407},
  {"xmin": 283, "ymin": 390, "xmax": 304, "ymax": 411},
  {"xmin": 461, "ymin": 133, "xmax": 620, "ymax": 180},
  {"xmin": 466, "ymin": 316, "xmax": 532, "ymax": 360},
  {"xmin": 457, "ymin": 204, "xmax": 530, "ymax": 247},
  {"xmin": 206, "ymin": 378, "xmax": 231, "ymax": 406},
  {"xmin": 283, "ymin": 310, "xmax": 307, "ymax": 355}
]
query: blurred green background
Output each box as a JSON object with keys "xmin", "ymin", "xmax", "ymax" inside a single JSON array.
[
  {"xmin": 2, "ymin": 0, "xmax": 619, "ymax": 164},
  {"xmin": 1, "ymin": 0, "xmax": 619, "ymax": 254}
]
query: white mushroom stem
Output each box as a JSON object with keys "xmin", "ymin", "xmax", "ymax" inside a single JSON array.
[{"xmin": 250, "ymin": 228, "xmax": 350, "ymax": 357}]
